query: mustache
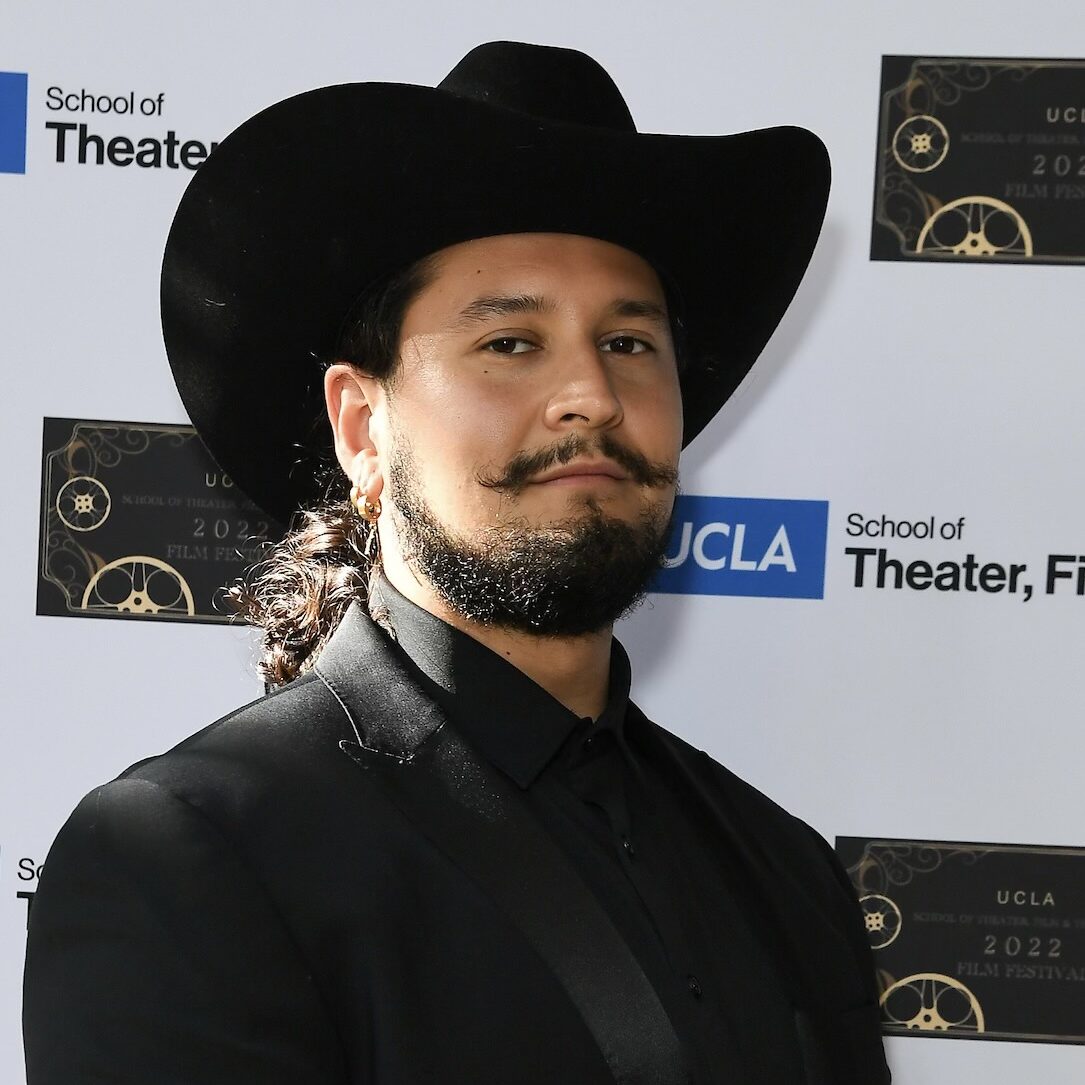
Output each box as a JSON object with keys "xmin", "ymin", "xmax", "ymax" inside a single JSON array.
[{"xmin": 477, "ymin": 433, "xmax": 679, "ymax": 495}]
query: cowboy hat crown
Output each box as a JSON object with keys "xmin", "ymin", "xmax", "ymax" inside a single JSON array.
[{"xmin": 439, "ymin": 41, "xmax": 635, "ymax": 131}]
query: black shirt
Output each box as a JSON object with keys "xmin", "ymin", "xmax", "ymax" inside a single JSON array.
[{"xmin": 374, "ymin": 579, "xmax": 804, "ymax": 1084}]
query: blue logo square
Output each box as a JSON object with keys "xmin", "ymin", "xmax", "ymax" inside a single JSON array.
[
  {"xmin": 651, "ymin": 495, "xmax": 830, "ymax": 599},
  {"xmin": 0, "ymin": 72, "xmax": 29, "ymax": 174}
]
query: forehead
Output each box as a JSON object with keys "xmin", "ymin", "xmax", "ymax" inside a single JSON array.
[{"xmin": 408, "ymin": 233, "xmax": 666, "ymax": 317}]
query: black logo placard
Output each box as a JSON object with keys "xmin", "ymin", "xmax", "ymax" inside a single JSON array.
[
  {"xmin": 836, "ymin": 836, "xmax": 1085, "ymax": 1044},
  {"xmin": 872, "ymin": 56, "xmax": 1085, "ymax": 264},
  {"xmin": 36, "ymin": 417, "xmax": 284, "ymax": 624}
]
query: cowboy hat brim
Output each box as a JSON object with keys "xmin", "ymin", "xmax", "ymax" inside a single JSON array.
[{"xmin": 162, "ymin": 79, "xmax": 829, "ymax": 527}]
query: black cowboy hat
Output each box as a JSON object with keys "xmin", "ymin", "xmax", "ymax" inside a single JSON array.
[{"xmin": 161, "ymin": 40, "xmax": 830, "ymax": 528}]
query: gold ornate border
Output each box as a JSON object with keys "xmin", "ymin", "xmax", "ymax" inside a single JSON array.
[
  {"xmin": 38, "ymin": 419, "xmax": 238, "ymax": 624},
  {"xmin": 850, "ymin": 837, "xmax": 1085, "ymax": 1044},
  {"xmin": 873, "ymin": 57, "xmax": 1085, "ymax": 265}
]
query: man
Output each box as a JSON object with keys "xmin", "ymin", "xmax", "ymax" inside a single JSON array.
[{"xmin": 23, "ymin": 42, "xmax": 891, "ymax": 1084}]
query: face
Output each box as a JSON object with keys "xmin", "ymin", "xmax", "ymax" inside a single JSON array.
[{"xmin": 349, "ymin": 232, "xmax": 685, "ymax": 633}]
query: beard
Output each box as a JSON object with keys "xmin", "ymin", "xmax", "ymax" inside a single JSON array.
[{"xmin": 384, "ymin": 433, "xmax": 678, "ymax": 637}]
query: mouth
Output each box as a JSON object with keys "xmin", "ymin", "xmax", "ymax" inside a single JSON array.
[{"xmin": 529, "ymin": 459, "xmax": 631, "ymax": 486}]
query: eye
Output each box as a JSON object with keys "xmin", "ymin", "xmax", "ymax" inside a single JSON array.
[
  {"xmin": 483, "ymin": 336, "xmax": 535, "ymax": 354},
  {"xmin": 601, "ymin": 335, "xmax": 650, "ymax": 355}
]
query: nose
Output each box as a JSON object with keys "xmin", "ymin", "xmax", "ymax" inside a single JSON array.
[{"xmin": 542, "ymin": 344, "xmax": 624, "ymax": 433}]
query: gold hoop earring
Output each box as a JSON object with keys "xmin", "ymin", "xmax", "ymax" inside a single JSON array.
[{"xmin": 350, "ymin": 482, "xmax": 382, "ymax": 523}]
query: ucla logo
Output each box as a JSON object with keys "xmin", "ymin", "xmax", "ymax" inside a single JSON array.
[
  {"xmin": 652, "ymin": 495, "xmax": 829, "ymax": 599},
  {"xmin": 0, "ymin": 72, "xmax": 28, "ymax": 174}
]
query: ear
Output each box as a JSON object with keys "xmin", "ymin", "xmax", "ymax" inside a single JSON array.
[{"xmin": 324, "ymin": 363, "xmax": 386, "ymax": 487}]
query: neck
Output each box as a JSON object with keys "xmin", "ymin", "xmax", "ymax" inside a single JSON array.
[{"xmin": 379, "ymin": 548, "xmax": 613, "ymax": 720}]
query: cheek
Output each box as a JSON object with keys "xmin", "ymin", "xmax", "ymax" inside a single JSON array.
[
  {"xmin": 384, "ymin": 385, "xmax": 531, "ymax": 517},
  {"xmin": 626, "ymin": 370, "xmax": 684, "ymax": 457},
  {"xmin": 660, "ymin": 372, "xmax": 685, "ymax": 445},
  {"xmin": 395, "ymin": 340, "xmax": 530, "ymax": 450}
]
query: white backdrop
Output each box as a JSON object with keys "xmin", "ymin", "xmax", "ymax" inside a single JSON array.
[{"xmin": 4, "ymin": 2, "xmax": 1084, "ymax": 1081}]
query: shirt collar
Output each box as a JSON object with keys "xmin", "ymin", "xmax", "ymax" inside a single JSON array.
[{"xmin": 371, "ymin": 576, "xmax": 632, "ymax": 789}]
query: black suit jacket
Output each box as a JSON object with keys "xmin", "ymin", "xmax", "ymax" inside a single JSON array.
[{"xmin": 23, "ymin": 600, "xmax": 890, "ymax": 1084}]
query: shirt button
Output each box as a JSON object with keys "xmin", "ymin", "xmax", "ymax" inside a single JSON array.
[
  {"xmin": 621, "ymin": 836, "xmax": 636, "ymax": 858},
  {"xmin": 687, "ymin": 974, "xmax": 703, "ymax": 999},
  {"xmin": 583, "ymin": 734, "xmax": 596, "ymax": 749}
]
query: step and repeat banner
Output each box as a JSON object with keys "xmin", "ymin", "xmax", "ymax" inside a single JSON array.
[{"xmin": 3, "ymin": 3, "xmax": 1084, "ymax": 1081}]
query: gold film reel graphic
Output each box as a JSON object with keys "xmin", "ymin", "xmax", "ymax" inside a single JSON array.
[
  {"xmin": 56, "ymin": 476, "xmax": 111, "ymax": 532},
  {"xmin": 859, "ymin": 894, "xmax": 903, "ymax": 950},
  {"xmin": 880, "ymin": 973, "xmax": 985, "ymax": 1034},
  {"xmin": 916, "ymin": 196, "xmax": 1033, "ymax": 257},
  {"xmin": 892, "ymin": 115, "xmax": 950, "ymax": 173},
  {"xmin": 81, "ymin": 556, "xmax": 196, "ymax": 616}
]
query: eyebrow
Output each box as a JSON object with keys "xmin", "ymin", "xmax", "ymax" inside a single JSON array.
[
  {"xmin": 448, "ymin": 294, "xmax": 557, "ymax": 330},
  {"xmin": 609, "ymin": 298, "xmax": 669, "ymax": 325},
  {"xmin": 446, "ymin": 294, "xmax": 669, "ymax": 331}
]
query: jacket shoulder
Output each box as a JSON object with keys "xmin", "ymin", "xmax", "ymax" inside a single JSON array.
[
  {"xmin": 636, "ymin": 713, "xmax": 812, "ymax": 837},
  {"xmin": 125, "ymin": 668, "xmax": 342, "ymax": 766},
  {"xmin": 635, "ymin": 710, "xmax": 863, "ymax": 919},
  {"xmin": 80, "ymin": 668, "xmax": 376, "ymax": 856},
  {"xmin": 117, "ymin": 668, "xmax": 345, "ymax": 781}
]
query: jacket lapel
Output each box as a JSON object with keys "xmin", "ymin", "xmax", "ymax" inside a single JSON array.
[{"xmin": 313, "ymin": 601, "xmax": 692, "ymax": 1085}]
